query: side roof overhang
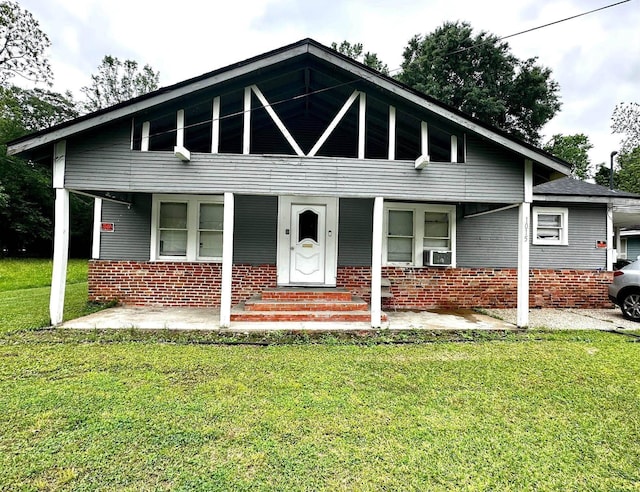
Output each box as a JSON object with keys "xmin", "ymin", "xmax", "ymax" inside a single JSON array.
[{"xmin": 7, "ymin": 38, "xmax": 570, "ymax": 175}]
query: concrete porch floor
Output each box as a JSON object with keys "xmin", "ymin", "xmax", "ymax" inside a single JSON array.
[{"xmin": 59, "ymin": 306, "xmax": 518, "ymax": 331}]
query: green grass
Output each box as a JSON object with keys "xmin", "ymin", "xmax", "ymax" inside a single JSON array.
[
  {"xmin": 0, "ymin": 329, "xmax": 639, "ymax": 490},
  {"xmin": 0, "ymin": 259, "xmax": 102, "ymax": 334},
  {"xmin": 1, "ymin": 259, "xmax": 639, "ymax": 489}
]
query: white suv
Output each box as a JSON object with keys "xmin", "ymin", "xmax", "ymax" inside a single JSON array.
[{"xmin": 609, "ymin": 259, "xmax": 640, "ymax": 321}]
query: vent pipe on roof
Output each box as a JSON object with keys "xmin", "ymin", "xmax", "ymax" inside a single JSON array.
[{"xmin": 610, "ymin": 151, "xmax": 618, "ymax": 190}]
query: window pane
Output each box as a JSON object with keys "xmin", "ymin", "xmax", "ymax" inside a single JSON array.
[
  {"xmin": 388, "ymin": 210, "xmax": 413, "ymax": 236},
  {"xmin": 160, "ymin": 230, "xmax": 187, "ymax": 256},
  {"xmin": 160, "ymin": 202, "xmax": 187, "ymax": 229},
  {"xmin": 424, "ymin": 238, "xmax": 449, "ymax": 249},
  {"xmin": 537, "ymin": 228, "xmax": 560, "ymax": 240},
  {"xmin": 200, "ymin": 203, "xmax": 223, "ymax": 230},
  {"xmin": 424, "ymin": 212, "xmax": 449, "ymax": 238},
  {"xmin": 538, "ymin": 214, "xmax": 561, "ymax": 227},
  {"xmin": 388, "ymin": 237, "xmax": 413, "ymax": 262},
  {"xmin": 199, "ymin": 231, "xmax": 223, "ymax": 257}
]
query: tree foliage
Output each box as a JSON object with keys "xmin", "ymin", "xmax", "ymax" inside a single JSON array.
[
  {"xmin": 331, "ymin": 41, "xmax": 389, "ymax": 75},
  {"xmin": 543, "ymin": 133, "xmax": 592, "ymax": 180},
  {"xmin": 0, "ymin": 1, "xmax": 53, "ymax": 85},
  {"xmin": 397, "ymin": 21, "xmax": 561, "ymax": 144},
  {"xmin": 0, "ymin": 86, "xmax": 79, "ymax": 255},
  {"xmin": 611, "ymin": 102, "xmax": 640, "ymax": 153},
  {"xmin": 614, "ymin": 147, "xmax": 640, "ymax": 194},
  {"xmin": 80, "ymin": 55, "xmax": 159, "ymax": 113}
]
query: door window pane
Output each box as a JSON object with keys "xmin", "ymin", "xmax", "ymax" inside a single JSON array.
[{"xmin": 299, "ymin": 210, "xmax": 319, "ymax": 242}]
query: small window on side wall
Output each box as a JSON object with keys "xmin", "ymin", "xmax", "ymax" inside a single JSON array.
[{"xmin": 533, "ymin": 207, "xmax": 568, "ymax": 246}]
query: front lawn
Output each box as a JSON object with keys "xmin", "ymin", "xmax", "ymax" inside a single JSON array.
[
  {"xmin": 0, "ymin": 259, "xmax": 101, "ymax": 334},
  {"xmin": 1, "ymin": 329, "xmax": 639, "ymax": 490}
]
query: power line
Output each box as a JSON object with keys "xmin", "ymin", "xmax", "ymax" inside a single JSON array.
[{"xmin": 446, "ymin": 0, "xmax": 631, "ymax": 57}]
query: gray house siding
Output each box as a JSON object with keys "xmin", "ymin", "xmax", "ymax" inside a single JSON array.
[
  {"xmin": 100, "ymin": 195, "xmax": 151, "ymax": 261},
  {"xmin": 233, "ymin": 195, "xmax": 277, "ymax": 264},
  {"xmin": 530, "ymin": 204, "xmax": 606, "ymax": 270},
  {"xmin": 338, "ymin": 198, "xmax": 373, "ymax": 267},
  {"xmin": 457, "ymin": 204, "xmax": 607, "ymax": 270},
  {"xmin": 65, "ymin": 122, "xmax": 526, "ymax": 203},
  {"xmin": 457, "ymin": 207, "xmax": 519, "ymax": 268},
  {"xmin": 626, "ymin": 237, "xmax": 640, "ymax": 261}
]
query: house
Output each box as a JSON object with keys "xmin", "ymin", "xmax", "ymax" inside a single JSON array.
[{"xmin": 8, "ymin": 39, "xmax": 636, "ymax": 328}]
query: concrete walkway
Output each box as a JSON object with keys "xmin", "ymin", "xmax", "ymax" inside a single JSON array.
[{"xmin": 58, "ymin": 306, "xmax": 639, "ymax": 332}]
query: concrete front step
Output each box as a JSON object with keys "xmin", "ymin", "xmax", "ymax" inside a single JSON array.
[
  {"xmin": 231, "ymin": 308, "xmax": 388, "ymax": 322},
  {"xmin": 244, "ymin": 295, "xmax": 368, "ymax": 312},
  {"xmin": 261, "ymin": 288, "xmax": 352, "ymax": 301}
]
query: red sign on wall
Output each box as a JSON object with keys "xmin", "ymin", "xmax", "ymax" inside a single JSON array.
[{"xmin": 101, "ymin": 222, "xmax": 115, "ymax": 233}]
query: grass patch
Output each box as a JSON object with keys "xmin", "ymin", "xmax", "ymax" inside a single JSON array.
[
  {"xmin": 0, "ymin": 258, "xmax": 87, "ymax": 292},
  {"xmin": 0, "ymin": 330, "xmax": 639, "ymax": 490},
  {"xmin": 0, "ymin": 259, "xmax": 104, "ymax": 334}
]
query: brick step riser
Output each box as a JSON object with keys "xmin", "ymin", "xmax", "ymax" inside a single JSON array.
[
  {"xmin": 231, "ymin": 313, "xmax": 388, "ymax": 322},
  {"xmin": 261, "ymin": 292, "xmax": 353, "ymax": 301},
  {"xmin": 245, "ymin": 302, "xmax": 369, "ymax": 312}
]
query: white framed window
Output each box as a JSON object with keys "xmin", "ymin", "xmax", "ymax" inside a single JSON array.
[
  {"xmin": 383, "ymin": 203, "xmax": 456, "ymax": 267},
  {"xmin": 532, "ymin": 207, "xmax": 568, "ymax": 246},
  {"xmin": 151, "ymin": 194, "xmax": 224, "ymax": 261}
]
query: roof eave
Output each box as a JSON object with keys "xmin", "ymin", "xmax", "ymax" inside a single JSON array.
[{"xmin": 7, "ymin": 38, "xmax": 571, "ymax": 176}]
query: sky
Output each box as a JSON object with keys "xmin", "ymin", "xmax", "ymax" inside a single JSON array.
[{"xmin": 17, "ymin": 0, "xmax": 640, "ymax": 172}]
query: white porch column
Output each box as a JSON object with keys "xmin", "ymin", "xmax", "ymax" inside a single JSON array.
[
  {"xmin": 220, "ymin": 192, "xmax": 235, "ymax": 328},
  {"xmin": 517, "ymin": 159, "xmax": 533, "ymax": 328},
  {"xmin": 92, "ymin": 198, "xmax": 102, "ymax": 259},
  {"xmin": 607, "ymin": 204, "xmax": 614, "ymax": 271},
  {"xmin": 50, "ymin": 141, "xmax": 69, "ymax": 326},
  {"xmin": 371, "ymin": 196, "xmax": 384, "ymax": 328}
]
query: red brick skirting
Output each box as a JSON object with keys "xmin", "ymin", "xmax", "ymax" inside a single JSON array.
[
  {"xmin": 88, "ymin": 261, "xmax": 276, "ymax": 307},
  {"xmin": 89, "ymin": 261, "xmax": 613, "ymax": 309}
]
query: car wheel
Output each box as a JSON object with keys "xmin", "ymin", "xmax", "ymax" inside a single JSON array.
[{"xmin": 621, "ymin": 292, "xmax": 640, "ymax": 321}]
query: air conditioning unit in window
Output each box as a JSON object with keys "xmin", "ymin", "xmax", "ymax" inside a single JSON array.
[{"xmin": 424, "ymin": 250, "xmax": 452, "ymax": 266}]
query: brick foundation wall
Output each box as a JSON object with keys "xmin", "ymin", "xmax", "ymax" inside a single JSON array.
[
  {"xmin": 89, "ymin": 261, "xmax": 613, "ymax": 309},
  {"xmin": 88, "ymin": 261, "xmax": 276, "ymax": 307},
  {"xmin": 338, "ymin": 266, "xmax": 613, "ymax": 309}
]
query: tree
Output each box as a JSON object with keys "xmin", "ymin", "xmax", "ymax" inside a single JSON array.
[
  {"xmin": 615, "ymin": 147, "xmax": 640, "ymax": 194},
  {"xmin": 611, "ymin": 102, "xmax": 640, "ymax": 153},
  {"xmin": 331, "ymin": 41, "xmax": 389, "ymax": 75},
  {"xmin": 397, "ymin": 21, "xmax": 561, "ymax": 144},
  {"xmin": 594, "ymin": 163, "xmax": 615, "ymax": 189},
  {"xmin": 80, "ymin": 55, "xmax": 160, "ymax": 112},
  {"xmin": 0, "ymin": 1, "xmax": 53, "ymax": 85},
  {"xmin": 0, "ymin": 87, "xmax": 79, "ymax": 256},
  {"xmin": 543, "ymin": 133, "xmax": 592, "ymax": 180}
]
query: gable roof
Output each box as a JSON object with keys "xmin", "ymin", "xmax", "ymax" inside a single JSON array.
[{"xmin": 7, "ymin": 38, "xmax": 570, "ymax": 174}]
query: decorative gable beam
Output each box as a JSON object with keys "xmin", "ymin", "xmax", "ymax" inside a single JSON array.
[
  {"xmin": 308, "ymin": 90, "xmax": 360, "ymax": 157},
  {"xmin": 415, "ymin": 121, "xmax": 430, "ymax": 169},
  {"xmin": 211, "ymin": 96, "xmax": 220, "ymax": 154},
  {"xmin": 174, "ymin": 109, "xmax": 190, "ymax": 162},
  {"xmin": 358, "ymin": 92, "xmax": 366, "ymax": 159},
  {"xmin": 250, "ymin": 84, "xmax": 304, "ymax": 156},
  {"xmin": 243, "ymin": 87, "xmax": 251, "ymax": 154},
  {"xmin": 388, "ymin": 106, "xmax": 396, "ymax": 160},
  {"xmin": 141, "ymin": 121, "xmax": 150, "ymax": 152}
]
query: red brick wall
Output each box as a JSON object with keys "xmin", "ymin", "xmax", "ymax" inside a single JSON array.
[
  {"xmin": 88, "ymin": 261, "xmax": 276, "ymax": 307},
  {"xmin": 338, "ymin": 266, "xmax": 613, "ymax": 309},
  {"xmin": 89, "ymin": 261, "xmax": 613, "ymax": 309}
]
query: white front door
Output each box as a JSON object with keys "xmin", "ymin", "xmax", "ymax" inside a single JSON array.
[
  {"xmin": 290, "ymin": 204, "xmax": 326, "ymax": 284},
  {"xmin": 277, "ymin": 196, "xmax": 338, "ymax": 286}
]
